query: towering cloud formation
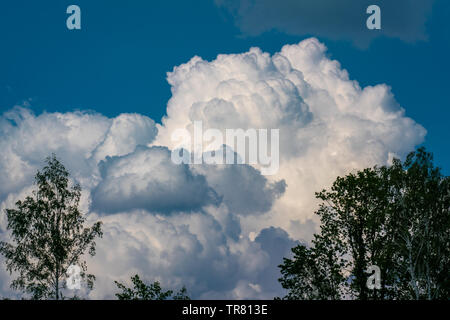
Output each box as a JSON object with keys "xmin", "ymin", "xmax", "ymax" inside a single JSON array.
[
  {"xmin": 154, "ymin": 37, "xmax": 426, "ymax": 240},
  {"xmin": 0, "ymin": 38, "xmax": 425, "ymax": 298}
]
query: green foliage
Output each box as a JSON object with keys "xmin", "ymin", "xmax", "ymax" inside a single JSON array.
[
  {"xmin": 278, "ymin": 243, "xmax": 344, "ymax": 300},
  {"xmin": 0, "ymin": 154, "xmax": 103, "ymax": 300},
  {"xmin": 279, "ymin": 148, "xmax": 450, "ymax": 300},
  {"xmin": 115, "ymin": 274, "xmax": 190, "ymax": 300}
]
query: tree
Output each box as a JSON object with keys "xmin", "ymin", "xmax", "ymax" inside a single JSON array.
[
  {"xmin": 390, "ymin": 148, "xmax": 450, "ymax": 299},
  {"xmin": 115, "ymin": 274, "xmax": 190, "ymax": 300},
  {"xmin": 0, "ymin": 154, "xmax": 103, "ymax": 300},
  {"xmin": 279, "ymin": 148, "xmax": 450, "ymax": 300}
]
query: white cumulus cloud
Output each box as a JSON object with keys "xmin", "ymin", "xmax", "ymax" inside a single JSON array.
[{"xmin": 0, "ymin": 38, "xmax": 426, "ymax": 299}]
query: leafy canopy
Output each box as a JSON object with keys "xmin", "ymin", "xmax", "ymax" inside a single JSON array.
[
  {"xmin": 0, "ymin": 154, "xmax": 103, "ymax": 299},
  {"xmin": 115, "ymin": 274, "xmax": 190, "ymax": 300},
  {"xmin": 279, "ymin": 148, "xmax": 450, "ymax": 300}
]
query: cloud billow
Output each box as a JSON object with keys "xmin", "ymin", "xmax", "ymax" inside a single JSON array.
[
  {"xmin": 91, "ymin": 146, "xmax": 220, "ymax": 214},
  {"xmin": 0, "ymin": 38, "xmax": 426, "ymax": 298},
  {"xmin": 194, "ymin": 163, "xmax": 286, "ymax": 215}
]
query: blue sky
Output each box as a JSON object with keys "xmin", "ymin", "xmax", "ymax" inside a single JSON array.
[{"xmin": 1, "ymin": 1, "xmax": 448, "ymax": 172}]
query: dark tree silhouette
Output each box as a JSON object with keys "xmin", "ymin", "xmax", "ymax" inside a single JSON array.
[
  {"xmin": 0, "ymin": 154, "xmax": 103, "ymax": 299},
  {"xmin": 115, "ymin": 274, "xmax": 190, "ymax": 300}
]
